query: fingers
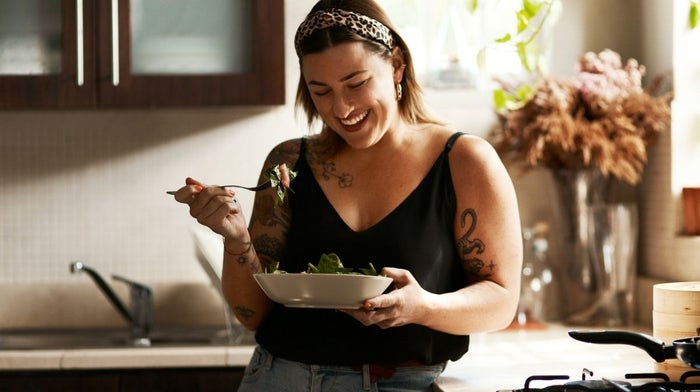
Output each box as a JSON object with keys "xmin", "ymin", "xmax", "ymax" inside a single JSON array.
[
  {"xmin": 189, "ymin": 187, "xmax": 237, "ymax": 225},
  {"xmin": 173, "ymin": 177, "xmax": 240, "ymax": 224},
  {"xmin": 380, "ymin": 267, "xmax": 407, "ymax": 281},
  {"xmin": 361, "ymin": 291, "xmax": 395, "ymax": 313},
  {"xmin": 185, "ymin": 177, "xmax": 203, "ymax": 187},
  {"xmin": 340, "ymin": 268, "xmax": 423, "ymax": 329},
  {"xmin": 173, "ymin": 177, "xmax": 205, "ymax": 205},
  {"xmin": 343, "ymin": 303, "xmax": 404, "ymax": 329}
]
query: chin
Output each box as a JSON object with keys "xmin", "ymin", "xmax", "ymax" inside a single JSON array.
[{"xmin": 339, "ymin": 130, "xmax": 383, "ymax": 150}]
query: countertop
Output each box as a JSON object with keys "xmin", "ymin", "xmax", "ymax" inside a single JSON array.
[
  {"xmin": 435, "ymin": 324, "xmax": 660, "ymax": 391},
  {"xmin": 0, "ymin": 324, "xmax": 681, "ymax": 391},
  {"xmin": 0, "ymin": 344, "xmax": 255, "ymax": 371}
]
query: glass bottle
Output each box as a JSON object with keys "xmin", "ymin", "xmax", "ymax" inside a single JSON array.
[{"xmin": 516, "ymin": 221, "xmax": 553, "ymax": 326}]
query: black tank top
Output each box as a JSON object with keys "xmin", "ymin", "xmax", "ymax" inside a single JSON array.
[{"xmin": 255, "ymin": 132, "xmax": 470, "ymax": 365}]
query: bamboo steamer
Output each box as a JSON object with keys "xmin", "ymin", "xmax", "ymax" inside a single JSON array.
[
  {"xmin": 652, "ymin": 282, "xmax": 700, "ymax": 379},
  {"xmin": 653, "ymin": 282, "xmax": 700, "ymax": 315}
]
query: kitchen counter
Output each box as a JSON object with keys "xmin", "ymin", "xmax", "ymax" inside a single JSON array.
[
  {"xmin": 0, "ymin": 344, "xmax": 255, "ymax": 370},
  {"xmin": 436, "ymin": 324, "xmax": 660, "ymax": 392},
  {"xmin": 0, "ymin": 324, "xmax": 673, "ymax": 391}
]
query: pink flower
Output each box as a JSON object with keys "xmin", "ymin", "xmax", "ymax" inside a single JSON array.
[{"xmin": 575, "ymin": 49, "xmax": 645, "ymax": 116}]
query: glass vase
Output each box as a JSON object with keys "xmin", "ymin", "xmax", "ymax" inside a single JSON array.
[{"xmin": 551, "ymin": 169, "xmax": 638, "ymax": 326}]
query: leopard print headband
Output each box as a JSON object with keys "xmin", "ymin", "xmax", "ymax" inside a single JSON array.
[{"xmin": 294, "ymin": 8, "xmax": 395, "ymax": 57}]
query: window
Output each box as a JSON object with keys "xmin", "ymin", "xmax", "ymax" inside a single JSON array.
[{"xmin": 378, "ymin": 0, "xmax": 556, "ymax": 90}]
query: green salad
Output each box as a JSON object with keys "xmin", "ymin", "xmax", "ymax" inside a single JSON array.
[
  {"xmin": 265, "ymin": 163, "xmax": 297, "ymax": 206},
  {"xmin": 267, "ymin": 253, "xmax": 380, "ymax": 276}
]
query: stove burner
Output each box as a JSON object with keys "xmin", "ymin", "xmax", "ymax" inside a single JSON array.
[{"xmin": 506, "ymin": 369, "xmax": 700, "ymax": 392}]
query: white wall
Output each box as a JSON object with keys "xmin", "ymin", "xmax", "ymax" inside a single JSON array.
[
  {"xmin": 641, "ymin": 0, "xmax": 700, "ymax": 282},
  {"xmin": 1, "ymin": 0, "xmax": 696, "ymax": 294},
  {"xmin": 0, "ymin": 1, "xmax": 315, "ymax": 283}
]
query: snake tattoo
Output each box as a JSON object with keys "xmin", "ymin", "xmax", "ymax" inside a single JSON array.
[{"xmin": 457, "ymin": 208, "xmax": 494, "ymax": 280}]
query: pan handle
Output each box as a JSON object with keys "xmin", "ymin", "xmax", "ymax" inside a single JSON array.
[{"xmin": 568, "ymin": 330, "xmax": 675, "ymax": 363}]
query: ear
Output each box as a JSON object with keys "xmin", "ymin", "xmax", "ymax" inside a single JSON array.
[{"xmin": 391, "ymin": 46, "xmax": 406, "ymax": 83}]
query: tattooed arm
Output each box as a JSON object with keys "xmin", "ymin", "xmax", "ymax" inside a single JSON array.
[
  {"xmin": 221, "ymin": 139, "xmax": 301, "ymax": 330},
  {"xmin": 434, "ymin": 134, "xmax": 522, "ymax": 333}
]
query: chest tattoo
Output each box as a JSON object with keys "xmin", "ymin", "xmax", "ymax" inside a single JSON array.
[{"xmin": 321, "ymin": 161, "xmax": 354, "ymax": 188}]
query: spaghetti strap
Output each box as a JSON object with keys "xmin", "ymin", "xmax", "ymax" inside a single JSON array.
[
  {"xmin": 300, "ymin": 136, "xmax": 308, "ymax": 155},
  {"xmin": 445, "ymin": 132, "xmax": 466, "ymax": 152}
]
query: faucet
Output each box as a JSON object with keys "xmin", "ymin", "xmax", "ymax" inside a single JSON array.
[{"xmin": 70, "ymin": 261, "xmax": 153, "ymax": 346}]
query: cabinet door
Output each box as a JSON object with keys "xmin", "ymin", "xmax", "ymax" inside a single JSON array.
[
  {"xmin": 97, "ymin": 0, "xmax": 285, "ymax": 107},
  {"xmin": 0, "ymin": 0, "xmax": 97, "ymax": 108}
]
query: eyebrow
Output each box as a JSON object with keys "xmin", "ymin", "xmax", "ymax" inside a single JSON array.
[{"xmin": 308, "ymin": 70, "xmax": 368, "ymax": 86}]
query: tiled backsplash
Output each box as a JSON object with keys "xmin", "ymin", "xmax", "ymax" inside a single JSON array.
[
  {"xmin": 0, "ymin": 282, "xmax": 228, "ymax": 329},
  {"xmin": 0, "ymin": 109, "xmax": 301, "ymax": 284}
]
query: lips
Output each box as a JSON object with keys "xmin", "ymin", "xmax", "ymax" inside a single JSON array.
[{"xmin": 339, "ymin": 110, "xmax": 369, "ymax": 132}]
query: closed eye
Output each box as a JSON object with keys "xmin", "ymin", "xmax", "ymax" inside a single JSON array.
[{"xmin": 349, "ymin": 79, "xmax": 369, "ymax": 89}]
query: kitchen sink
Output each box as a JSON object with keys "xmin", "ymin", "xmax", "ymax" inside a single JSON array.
[{"xmin": 0, "ymin": 325, "xmax": 255, "ymax": 350}]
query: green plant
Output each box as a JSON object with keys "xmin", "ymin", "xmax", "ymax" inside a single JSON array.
[
  {"xmin": 492, "ymin": 0, "xmax": 560, "ymax": 73},
  {"xmin": 475, "ymin": 0, "xmax": 562, "ymax": 111},
  {"xmin": 690, "ymin": 0, "xmax": 699, "ymax": 29}
]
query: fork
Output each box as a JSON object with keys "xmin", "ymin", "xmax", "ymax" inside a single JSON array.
[{"xmin": 166, "ymin": 180, "xmax": 272, "ymax": 195}]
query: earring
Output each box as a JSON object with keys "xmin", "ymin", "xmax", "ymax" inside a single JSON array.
[{"xmin": 395, "ymin": 83, "xmax": 403, "ymax": 101}]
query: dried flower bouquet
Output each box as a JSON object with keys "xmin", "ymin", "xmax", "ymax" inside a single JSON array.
[{"xmin": 491, "ymin": 49, "xmax": 672, "ymax": 185}]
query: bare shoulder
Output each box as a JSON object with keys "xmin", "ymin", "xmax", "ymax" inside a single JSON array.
[
  {"xmin": 442, "ymin": 131, "xmax": 517, "ymax": 209},
  {"xmin": 265, "ymin": 138, "xmax": 303, "ymax": 167},
  {"xmin": 444, "ymin": 133, "xmax": 506, "ymax": 179},
  {"xmin": 448, "ymin": 133, "xmax": 499, "ymax": 164}
]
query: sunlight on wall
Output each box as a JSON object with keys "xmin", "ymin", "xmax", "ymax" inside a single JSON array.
[
  {"xmin": 377, "ymin": 0, "xmax": 548, "ymax": 90},
  {"xmin": 672, "ymin": 16, "xmax": 700, "ymax": 190}
]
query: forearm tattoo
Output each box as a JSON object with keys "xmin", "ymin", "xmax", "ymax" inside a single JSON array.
[
  {"xmin": 253, "ymin": 234, "xmax": 283, "ymax": 272},
  {"xmin": 228, "ymin": 249, "xmax": 261, "ymax": 274},
  {"xmin": 457, "ymin": 208, "xmax": 495, "ymax": 281},
  {"xmin": 250, "ymin": 194, "xmax": 289, "ymax": 228}
]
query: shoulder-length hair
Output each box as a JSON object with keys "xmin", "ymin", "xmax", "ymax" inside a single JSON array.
[{"xmin": 295, "ymin": 0, "xmax": 440, "ymax": 135}]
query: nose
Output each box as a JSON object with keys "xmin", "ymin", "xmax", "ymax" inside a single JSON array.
[{"xmin": 332, "ymin": 92, "xmax": 353, "ymax": 119}]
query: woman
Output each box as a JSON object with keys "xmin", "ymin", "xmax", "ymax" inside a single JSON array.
[{"xmin": 174, "ymin": 1, "xmax": 523, "ymax": 390}]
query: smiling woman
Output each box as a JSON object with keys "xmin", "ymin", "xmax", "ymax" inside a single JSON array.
[{"xmin": 173, "ymin": 1, "xmax": 523, "ymax": 391}]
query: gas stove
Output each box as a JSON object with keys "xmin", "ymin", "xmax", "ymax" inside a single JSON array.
[{"xmin": 499, "ymin": 368, "xmax": 700, "ymax": 391}]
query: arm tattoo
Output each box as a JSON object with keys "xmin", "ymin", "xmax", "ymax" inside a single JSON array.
[
  {"xmin": 253, "ymin": 234, "xmax": 283, "ymax": 271},
  {"xmin": 234, "ymin": 305, "xmax": 255, "ymax": 322},
  {"xmin": 457, "ymin": 208, "xmax": 495, "ymax": 281},
  {"xmin": 250, "ymin": 194, "xmax": 289, "ymax": 227},
  {"xmin": 239, "ymin": 249, "xmax": 262, "ymax": 274}
]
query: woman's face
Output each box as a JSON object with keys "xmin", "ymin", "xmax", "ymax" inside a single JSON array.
[{"xmin": 301, "ymin": 42, "xmax": 402, "ymax": 150}]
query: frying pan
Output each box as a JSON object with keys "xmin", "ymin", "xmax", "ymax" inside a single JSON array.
[{"xmin": 568, "ymin": 330, "xmax": 700, "ymax": 369}]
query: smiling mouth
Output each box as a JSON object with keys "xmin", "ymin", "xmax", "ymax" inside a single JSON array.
[{"xmin": 339, "ymin": 110, "xmax": 369, "ymax": 126}]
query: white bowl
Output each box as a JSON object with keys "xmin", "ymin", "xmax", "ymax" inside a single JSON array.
[{"xmin": 253, "ymin": 273, "xmax": 393, "ymax": 309}]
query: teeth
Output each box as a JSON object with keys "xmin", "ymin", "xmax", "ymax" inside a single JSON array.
[{"xmin": 340, "ymin": 111, "xmax": 368, "ymax": 126}]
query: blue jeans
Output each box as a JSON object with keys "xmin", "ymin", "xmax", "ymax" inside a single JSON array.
[{"xmin": 237, "ymin": 345, "xmax": 445, "ymax": 392}]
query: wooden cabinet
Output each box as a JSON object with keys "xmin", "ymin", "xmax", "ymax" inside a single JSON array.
[
  {"xmin": 0, "ymin": 0, "xmax": 284, "ymax": 109},
  {"xmin": 0, "ymin": 367, "xmax": 244, "ymax": 391}
]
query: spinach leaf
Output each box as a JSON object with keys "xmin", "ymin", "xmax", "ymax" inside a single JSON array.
[
  {"xmin": 269, "ymin": 253, "xmax": 380, "ymax": 276},
  {"xmin": 306, "ymin": 253, "xmax": 354, "ymax": 274},
  {"xmin": 265, "ymin": 164, "xmax": 297, "ymax": 206},
  {"xmin": 359, "ymin": 262, "xmax": 379, "ymax": 276}
]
